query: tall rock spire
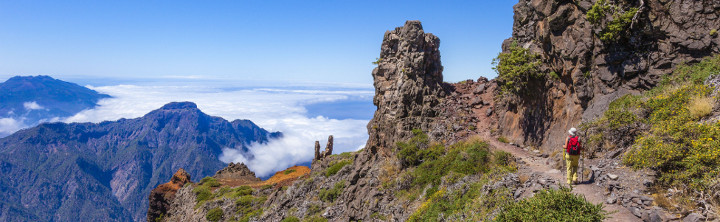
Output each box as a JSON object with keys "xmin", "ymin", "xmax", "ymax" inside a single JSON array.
[{"xmin": 366, "ymin": 20, "xmax": 448, "ymax": 156}]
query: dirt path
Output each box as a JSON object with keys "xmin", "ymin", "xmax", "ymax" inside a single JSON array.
[
  {"xmin": 448, "ymin": 81, "xmax": 640, "ymax": 221},
  {"xmin": 477, "ymin": 129, "xmax": 639, "ymax": 221}
]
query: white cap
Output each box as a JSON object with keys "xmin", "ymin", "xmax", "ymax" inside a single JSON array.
[{"xmin": 568, "ymin": 128, "xmax": 577, "ymax": 136}]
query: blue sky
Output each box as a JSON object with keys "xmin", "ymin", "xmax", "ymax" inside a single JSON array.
[{"xmin": 0, "ymin": 0, "xmax": 516, "ymax": 85}]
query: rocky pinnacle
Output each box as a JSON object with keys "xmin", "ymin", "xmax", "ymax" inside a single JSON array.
[{"xmin": 365, "ymin": 20, "xmax": 448, "ymax": 156}]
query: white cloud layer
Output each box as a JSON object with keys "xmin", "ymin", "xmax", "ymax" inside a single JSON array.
[
  {"xmin": 23, "ymin": 101, "xmax": 44, "ymax": 110},
  {"xmin": 59, "ymin": 83, "xmax": 373, "ymax": 177},
  {"xmin": 0, "ymin": 117, "xmax": 25, "ymax": 137}
]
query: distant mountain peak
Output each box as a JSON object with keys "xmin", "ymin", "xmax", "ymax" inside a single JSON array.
[
  {"xmin": 6, "ymin": 75, "xmax": 54, "ymax": 81},
  {"xmin": 0, "ymin": 75, "xmax": 111, "ymax": 137},
  {"xmin": 159, "ymin": 101, "xmax": 198, "ymax": 110}
]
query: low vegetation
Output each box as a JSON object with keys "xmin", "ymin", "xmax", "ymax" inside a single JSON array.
[
  {"xmin": 407, "ymin": 181, "xmax": 513, "ymax": 221},
  {"xmin": 325, "ymin": 159, "xmax": 352, "ymax": 177},
  {"xmin": 319, "ymin": 181, "xmax": 345, "ymax": 202},
  {"xmin": 497, "ymin": 136, "xmax": 509, "ymax": 143},
  {"xmin": 585, "ymin": 0, "xmax": 639, "ymax": 42},
  {"xmin": 495, "ymin": 187, "xmax": 608, "ymax": 222},
  {"xmin": 492, "ymin": 41, "xmax": 542, "ymax": 94},
  {"xmin": 582, "ymin": 55, "xmax": 720, "ymax": 211},
  {"xmin": 191, "ymin": 179, "xmax": 267, "ymax": 221},
  {"xmin": 586, "ymin": 0, "xmax": 610, "ymax": 25},
  {"xmin": 206, "ymin": 208, "xmax": 223, "ymax": 222},
  {"xmin": 600, "ymin": 8, "xmax": 637, "ymax": 42},
  {"xmin": 394, "ymin": 130, "xmax": 522, "ymax": 220},
  {"xmin": 281, "ymin": 216, "xmax": 300, "ymax": 222}
]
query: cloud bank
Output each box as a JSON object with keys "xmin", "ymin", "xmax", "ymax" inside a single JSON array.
[
  {"xmin": 59, "ymin": 83, "xmax": 373, "ymax": 177},
  {"xmin": 0, "ymin": 117, "xmax": 25, "ymax": 137},
  {"xmin": 23, "ymin": 101, "xmax": 44, "ymax": 110}
]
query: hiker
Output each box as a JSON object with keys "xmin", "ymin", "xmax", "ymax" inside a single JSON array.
[{"xmin": 564, "ymin": 127, "xmax": 582, "ymax": 185}]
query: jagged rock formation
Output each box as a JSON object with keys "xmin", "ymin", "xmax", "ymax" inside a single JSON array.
[
  {"xmin": 0, "ymin": 101, "xmax": 279, "ymax": 222},
  {"xmin": 214, "ymin": 162, "xmax": 260, "ymax": 181},
  {"xmin": 366, "ymin": 20, "xmax": 450, "ymax": 156},
  {"xmin": 147, "ymin": 169, "xmax": 191, "ymax": 222},
  {"xmin": 495, "ymin": 0, "xmax": 720, "ymax": 152},
  {"xmin": 313, "ymin": 135, "xmax": 333, "ymax": 162}
]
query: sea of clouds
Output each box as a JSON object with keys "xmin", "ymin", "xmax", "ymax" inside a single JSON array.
[{"xmin": 3, "ymin": 80, "xmax": 374, "ymax": 177}]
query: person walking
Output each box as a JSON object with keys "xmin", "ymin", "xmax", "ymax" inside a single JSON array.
[{"xmin": 564, "ymin": 127, "xmax": 582, "ymax": 185}]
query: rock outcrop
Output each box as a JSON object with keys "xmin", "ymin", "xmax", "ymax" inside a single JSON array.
[
  {"xmin": 262, "ymin": 20, "xmax": 457, "ymax": 221},
  {"xmin": 495, "ymin": 0, "xmax": 720, "ymax": 152},
  {"xmin": 366, "ymin": 20, "xmax": 450, "ymax": 156},
  {"xmin": 214, "ymin": 162, "xmax": 260, "ymax": 181},
  {"xmin": 313, "ymin": 135, "xmax": 333, "ymax": 162},
  {"xmin": 147, "ymin": 169, "xmax": 191, "ymax": 222}
]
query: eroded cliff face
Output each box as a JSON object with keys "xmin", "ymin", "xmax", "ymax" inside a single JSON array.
[
  {"xmin": 147, "ymin": 169, "xmax": 191, "ymax": 222},
  {"xmin": 495, "ymin": 0, "xmax": 720, "ymax": 152},
  {"xmin": 366, "ymin": 20, "xmax": 450, "ymax": 157}
]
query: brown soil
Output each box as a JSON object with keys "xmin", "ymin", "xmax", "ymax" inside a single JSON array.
[{"xmin": 217, "ymin": 166, "xmax": 311, "ymax": 189}]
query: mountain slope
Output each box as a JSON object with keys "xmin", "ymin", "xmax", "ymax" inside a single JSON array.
[
  {"xmin": 494, "ymin": 0, "xmax": 720, "ymax": 153},
  {"xmin": 0, "ymin": 101, "xmax": 280, "ymax": 221},
  {"xmin": 0, "ymin": 75, "xmax": 110, "ymax": 137}
]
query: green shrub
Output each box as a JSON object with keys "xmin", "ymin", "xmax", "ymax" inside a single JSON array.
[
  {"xmin": 261, "ymin": 184, "xmax": 273, "ymax": 190},
  {"xmin": 235, "ymin": 195, "xmax": 254, "ymax": 208},
  {"xmin": 584, "ymin": 0, "xmax": 639, "ymax": 43},
  {"xmin": 231, "ymin": 186, "xmax": 253, "ymax": 198},
  {"xmin": 281, "ymin": 216, "xmax": 300, "ymax": 222},
  {"xmin": 495, "ymin": 150, "xmax": 513, "ymax": 167},
  {"xmin": 549, "ymin": 71, "xmax": 560, "ymax": 80},
  {"xmin": 372, "ymin": 57, "xmax": 382, "ymax": 65},
  {"xmin": 325, "ymin": 159, "xmax": 352, "ymax": 177},
  {"xmin": 236, "ymin": 209, "xmax": 263, "ymax": 222},
  {"xmin": 307, "ymin": 204, "xmax": 322, "ymax": 216},
  {"xmin": 397, "ymin": 129, "xmax": 440, "ymax": 167},
  {"xmin": 338, "ymin": 151, "xmax": 354, "ymax": 159},
  {"xmin": 600, "ymin": 7, "xmax": 637, "ymax": 42},
  {"xmin": 199, "ymin": 177, "xmax": 221, "ymax": 187},
  {"xmin": 495, "ymin": 187, "xmax": 607, "ymax": 222},
  {"xmin": 284, "ymin": 169, "xmax": 297, "ymax": 175},
  {"xmin": 411, "ymin": 140, "xmax": 491, "ymax": 195},
  {"xmin": 206, "ymin": 208, "xmax": 223, "ymax": 222},
  {"xmin": 371, "ymin": 212, "xmax": 388, "ymax": 220},
  {"xmin": 153, "ymin": 214, "xmax": 163, "ymax": 222},
  {"xmin": 492, "ymin": 41, "xmax": 542, "ymax": 94},
  {"xmin": 302, "ymin": 216, "xmax": 328, "ymax": 222},
  {"xmin": 468, "ymin": 125, "xmax": 476, "ymax": 131},
  {"xmin": 661, "ymin": 55, "xmax": 720, "ymax": 85},
  {"xmin": 319, "ymin": 181, "xmax": 345, "ymax": 202},
  {"xmin": 193, "ymin": 186, "xmax": 212, "ymax": 203},
  {"xmin": 408, "ymin": 181, "xmax": 513, "ymax": 221},
  {"xmin": 711, "ymin": 29, "xmax": 718, "ymax": 36},
  {"xmin": 497, "ymin": 136, "xmax": 509, "ymax": 143},
  {"xmin": 586, "ymin": 0, "xmax": 610, "ymax": 24}
]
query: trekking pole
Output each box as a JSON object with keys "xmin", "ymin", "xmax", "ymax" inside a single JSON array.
[{"xmin": 581, "ymin": 153, "xmax": 584, "ymax": 184}]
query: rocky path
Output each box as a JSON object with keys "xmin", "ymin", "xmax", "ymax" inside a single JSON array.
[{"xmin": 476, "ymin": 129, "xmax": 640, "ymax": 222}]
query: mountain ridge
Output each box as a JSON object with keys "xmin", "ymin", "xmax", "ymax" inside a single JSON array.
[
  {"xmin": 0, "ymin": 75, "xmax": 111, "ymax": 137},
  {"xmin": 0, "ymin": 101, "xmax": 279, "ymax": 221}
]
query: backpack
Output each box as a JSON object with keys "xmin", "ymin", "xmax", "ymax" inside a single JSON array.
[{"xmin": 566, "ymin": 136, "xmax": 581, "ymax": 155}]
